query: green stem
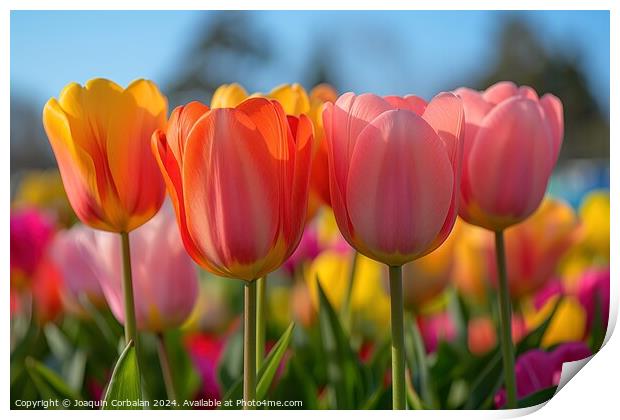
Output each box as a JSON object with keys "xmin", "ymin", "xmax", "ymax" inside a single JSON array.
[
  {"xmin": 120, "ymin": 232, "xmax": 139, "ymax": 348},
  {"xmin": 120, "ymin": 232, "xmax": 142, "ymax": 392},
  {"xmin": 388, "ymin": 265, "xmax": 406, "ymax": 410},
  {"xmin": 243, "ymin": 281, "xmax": 257, "ymax": 410},
  {"xmin": 341, "ymin": 251, "xmax": 359, "ymax": 326},
  {"xmin": 256, "ymin": 276, "xmax": 266, "ymax": 370},
  {"xmin": 495, "ymin": 230, "xmax": 517, "ymax": 409},
  {"xmin": 156, "ymin": 333, "xmax": 177, "ymax": 402}
]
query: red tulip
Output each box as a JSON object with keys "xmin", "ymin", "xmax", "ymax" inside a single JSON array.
[
  {"xmin": 455, "ymin": 81, "xmax": 563, "ymax": 231},
  {"xmin": 152, "ymin": 98, "xmax": 314, "ymax": 281},
  {"xmin": 322, "ymin": 92, "xmax": 464, "ymax": 266}
]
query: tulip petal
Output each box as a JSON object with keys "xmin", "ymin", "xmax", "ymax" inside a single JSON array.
[
  {"xmin": 346, "ymin": 110, "xmax": 453, "ymax": 264},
  {"xmin": 468, "ymin": 97, "xmax": 555, "ymax": 223},
  {"xmin": 42, "ymin": 98, "xmax": 110, "ymax": 230},
  {"xmin": 539, "ymin": 93, "xmax": 564, "ymax": 165},
  {"xmin": 166, "ymin": 101, "xmax": 211, "ymax": 166},
  {"xmin": 266, "ymin": 83, "xmax": 310, "ymax": 116},
  {"xmin": 182, "ymin": 108, "xmax": 280, "ymax": 280},
  {"xmin": 211, "ymin": 83, "xmax": 249, "ymax": 108},
  {"xmin": 422, "ymin": 92, "xmax": 465, "ymax": 250},
  {"xmin": 107, "ymin": 79, "xmax": 167, "ymax": 230},
  {"xmin": 151, "ymin": 129, "xmax": 215, "ymax": 273},
  {"xmin": 384, "ymin": 95, "xmax": 427, "ymax": 115},
  {"xmin": 483, "ymin": 81, "xmax": 518, "ymax": 105},
  {"xmin": 285, "ymin": 114, "xmax": 314, "ymax": 253}
]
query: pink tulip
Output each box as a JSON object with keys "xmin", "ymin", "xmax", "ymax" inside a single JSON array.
[
  {"xmin": 50, "ymin": 226, "xmax": 107, "ymax": 309},
  {"xmin": 75, "ymin": 204, "xmax": 199, "ymax": 331},
  {"xmin": 454, "ymin": 81, "xmax": 563, "ymax": 231},
  {"xmin": 322, "ymin": 92, "xmax": 464, "ymax": 265},
  {"xmin": 417, "ymin": 311, "xmax": 457, "ymax": 353}
]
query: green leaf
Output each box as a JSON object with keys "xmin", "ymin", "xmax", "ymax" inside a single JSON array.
[
  {"xmin": 257, "ymin": 322, "xmax": 295, "ymax": 399},
  {"xmin": 517, "ymin": 386, "xmax": 557, "ymax": 408},
  {"xmin": 316, "ymin": 276, "xmax": 364, "ymax": 409},
  {"xmin": 25, "ymin": 357, "xmax": 82, "ymax": 405},
  {"xmin": 103, "ymin": 340, "xmax": 142, "ymax": 410},
  {"xmin": 222, "ymin": 322, "xmax": 296, "ymax": 405},
  {"xmin": 589, "ymin": 294, "xmax": 606, "ymax": 352},
  {"xmin": 162, "ymin": 330, "xmax": 201, "ymax": 402},
  {"xmin": 405, "ymin": 315, "xmax": 437, "ymax": 408},
  {"xmin": 517, "ymin": 296, "xmax": 563, "ymax": 354},
  {"xmin": 217, "ymin": 327, "xmax": 243, "ymax": 390}
]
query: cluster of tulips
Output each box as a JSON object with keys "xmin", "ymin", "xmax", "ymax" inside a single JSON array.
[{"xmin": 9, "ymin": 77, "xmax": 609, "ymax": 410}]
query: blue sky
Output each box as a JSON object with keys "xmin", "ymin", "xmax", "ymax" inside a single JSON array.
[{"xmin": 11, "ymin": 10, "xmax": 609, "ymax": 112}]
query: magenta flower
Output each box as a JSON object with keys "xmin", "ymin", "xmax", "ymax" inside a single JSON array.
[
  {"xmin": 495, "ymin": 342, "xmax": 591, "ymax": 407},
  {"xmin": 10, "ymin": 207, "xmax": 56, "ymax": 288},
  {"xmin": 577, "ymin": 268, "xmax": 610, "ymax": 333}
]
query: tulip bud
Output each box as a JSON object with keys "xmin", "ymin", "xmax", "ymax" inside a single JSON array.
[
  {"xmin": 42, "ymin": 78, "xmax": 168, "ymax": 233},
  {"xmin": 455, "ymin": 81, "xmax": 563, "ymax": 231},
  {"xmin": 152, "ymin": 98, "xmax": 313, "ymax": 281},
  {"xmin": 323, "ymin": 92, "xmax": 464, "ymax": 266}
]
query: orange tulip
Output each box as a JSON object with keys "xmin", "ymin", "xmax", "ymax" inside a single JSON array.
[
  {"xmin": 307, "ymin": 84, "xmax": 338, "ymax": 210},
  {"xmin": 212, "ymin": 82, "xmax": 337, "ymax": 217},
  {"xmin": 492, "ymin": 198, "xmax": 581, "ymax": 299},
  {"xmin": 42, "ymin": 78, "xmax": 168, "ymax": 232},
  {"xmin": 152, "ymin": 98, "xmax": 313, "ymax": 281}
]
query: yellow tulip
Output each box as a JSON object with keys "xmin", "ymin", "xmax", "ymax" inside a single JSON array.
[
  {"xmin": 524, "ymin": 296, "xmax": 586, "ymax": 348},
  {"xmin": 210, "ymin": 83, "xmax": 249, "ymax": 108},
  {"xmin": 42, "ymin": 78, "xmax": 168, "ymax": 232},
  {"xmin": 579, "ymin": 190, "xmax": 610, "ymax": 260},
  {"xmin": 305, "ymin": 250, "xmax": 390, "ymax": 332}
]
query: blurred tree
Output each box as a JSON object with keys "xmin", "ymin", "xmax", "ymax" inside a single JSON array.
[
  {"xmin": 10, "ymin": 97, "xmax": 55, "ymax": 185},
  {"xmin": 475, "ymin": 17, "xmax": 609, "ymax": 161},
  {"xmin": 165, "ymin": 11, "xmax": 272, "ymax": 107}
]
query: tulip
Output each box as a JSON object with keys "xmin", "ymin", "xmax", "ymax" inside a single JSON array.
[
  {"xmin": 153, "ymin": 98, "xmax": 312, "ymax": 280},
  {"xmin": 307, "ymin": 84, "xmax": 338, "ymax": 212},
  {"xmin": 525, "ymin": 294, "xmax": 586, "ymax": 348},
  {"xmin": 402, "ymin": 220, "xmax": 461, "ymax": 311},
  {"xmin": 50, "ymin": 226, "xmax": 107, "ymax": 313},
  {"xmin": 31, "ymin": 257, "xmax": 64, "ymax": 323},
  {"xmin": 490, "ymin": 197, "xmax": 581, "ymax": 299},
  {"xmin": 577, "ymin": 268, "xmax": 610, "ymax": 334},
  {"xmin": 152, "ymin": 97, "xmax": 313, "ymax": 407},
  {"xmin": 323, "ymin": 91, "xmax": 464, "ymax": 409},
  {"xmin": 455, "ymin": 81, "xmax": 563, "ymax": 231},
  {"xmin": 579, "ymin": 191, "xmax": 610, "ymax": 260},
  {"xmin": 72, "ymin": 205, "xmax": 198, "ymax": 332},
  {"xmin": 454, "ymin": 81, "xmax": 564, "ymax": 409},
  {"xmin": 186, "ymin": 333, "xmax": 225, "ymax": 405},
  {"xmin": 468, "ymin": 317, "xmax": 496, "ymax": 356},
  {"xmin": 10, "ymin": 208, "xmax": 56, "ymax": 290},
  {"xmin": 494, "ymin": 342, "xmax": 591, "ymax": 408},
  {"xmin": 212, "ymin": 82, "xmax": 336, "ymax": 217},
  {"xmin": 305, "ymin": 249, "xmax": 391, "ymax": 335},
  {"xmin": 43, "ymin": 78, "xmax": 168, "ymax": 380},
  {"xmin": 417, "ymin": 311, "xmax": 457, "ymax": 354},
  {"xmin": 451, "ymin": 221, "xmax": 492, "ymax": 302},
  {"xmin": 42, "ymin": 78, "xmax": 167, "ymax": 233}
]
